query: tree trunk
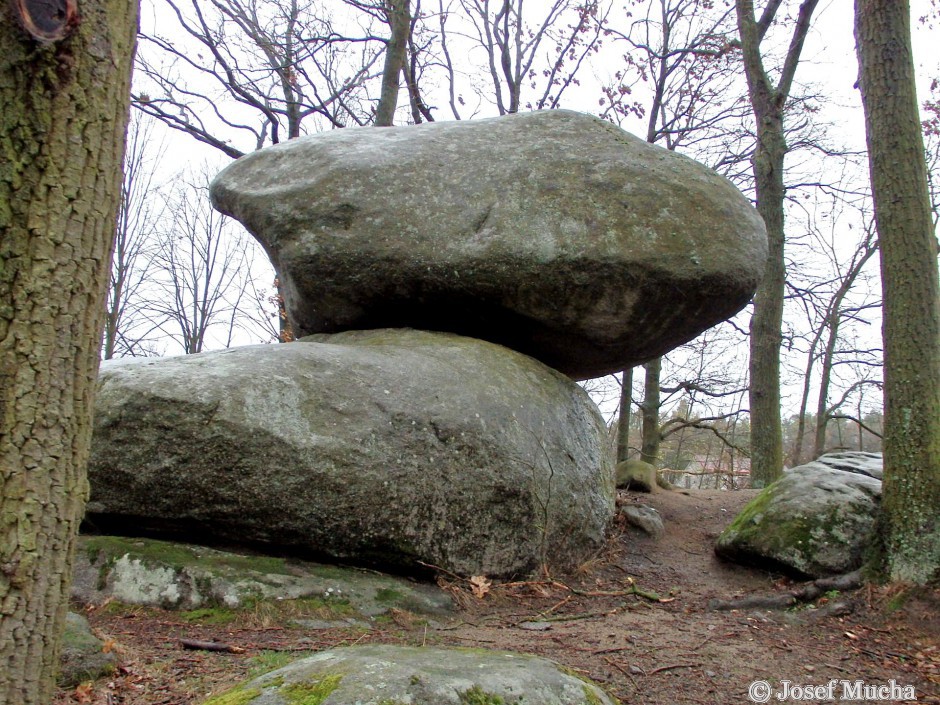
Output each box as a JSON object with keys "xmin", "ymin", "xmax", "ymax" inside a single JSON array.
[
  {"xmin": 747, "ymin": 112, "xmax": 787, "ymax": 487},
  {"xmin": 375, "ymin": 0, "xmax": 411, "ymax": 127},
  {"xmin": 616, "ymin": 367, "xmax": 634, "ymax": 463},
  {"xmin": 856, "ymin": 0, "xmax": 940, "ymax": 584},
  {"xmin": 813, "ymin": 312, "xmax": 840, "ymax": 458},
  {"xmin": 0, "ymin": 3, "xmax": 136, "ymax": 702},
  {"xmin": 735, "ymin": 0, "xmax": 819, "ymax": 487},
  {"xmin": 640, "ymin": 358, "xmax": 662, "ymax": 466}
]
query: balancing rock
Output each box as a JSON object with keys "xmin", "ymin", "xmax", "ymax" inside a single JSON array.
[{"xmin": 211, "ymin": 110, "xmax": 766, "ymax": 379}]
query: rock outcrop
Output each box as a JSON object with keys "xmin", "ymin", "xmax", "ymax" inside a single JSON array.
[
  {"xmin": 203, "ymin": 644, "xmax": 618, "ymax": 705},
  {"xmin": 87, "ymin": 330, "xmax": 614, "ymax": 578},
  {"xmin": 714, "ymin": 459, "xmax": 882, "ymax": 578},
  {"xmin": 211, "ymin": 110, "xmax": 767, "ymax": 379}
]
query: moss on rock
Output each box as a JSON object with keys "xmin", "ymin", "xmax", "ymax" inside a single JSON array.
[{"xmin": 715, "ymin": 464, "xmax": 882, "ymax": 578}]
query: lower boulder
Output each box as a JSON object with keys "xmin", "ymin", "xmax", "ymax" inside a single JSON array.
[
  {"xmin": 714, "ymin": 463, "xmax": 881, "ymax": 578},
  {"xmin": 202, "ymin": 644, "xmax": 617, "ymax": 705},
  {"xmin": 87, "ymin": 329, "xmax": 614, "ymax": 578}
]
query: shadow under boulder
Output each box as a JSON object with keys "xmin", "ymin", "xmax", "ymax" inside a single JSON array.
[{"xmin": 71, "ymin": 535, "xmax": 453, "ymax": 617}]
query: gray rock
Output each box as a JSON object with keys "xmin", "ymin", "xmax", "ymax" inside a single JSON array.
[
  {"xmin": 210, "ymin": 110, "xmax": 767, "ymax": 380},
  {"xmin": 202, "ymin": 644, "xmax": 617, "ymax": 705},
  {"xmin": 72, "ymin": 535, "xmax": 452, "ymax": 616},
  {"xmin": 809, "ymin": 451, "xmax": 883, "ymax": 480},
  {"xmin": 87, "ymin": 330, "xmax": 614, "ymax": 578},
  {"xmin": 621, "ymin": 504, "xmax": 665, "ymax": 538},
  {"xmin": 58, "ymin": 612, "xmax": 116, "ymax": 687},
  {"xmin": 715, "ymin": 464, "xmax": 882, "ymax": 578}
]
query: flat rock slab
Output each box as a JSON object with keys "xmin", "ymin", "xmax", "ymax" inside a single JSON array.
[
  {"xmin": 72, "ymin": 536, "xmax": 452, "ymax": 616},
  {"xmin": 811, "ymin": 451, "xmax": 883, "ymax": 480},
  {"xmin": 203, "ymin": 644, "xmax": 618, "ymax": 705},
  {"xmin": 211, "ymin": 110, "xmax": 766, "ymax": 379},
  {"xmin": 714, "ymin": 464, "xmax": 882, "ymax": 578},
  {"xmin": 87, "ymin": 330, "xmax": 613, "ymax": 578}
]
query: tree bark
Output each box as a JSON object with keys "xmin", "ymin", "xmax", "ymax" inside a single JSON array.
[
  {"xmin": 641, "ymin": 358, "xmax": 662, "ymax": 466},
  {"xmin": 0, "ymin": 1, "xmax": 137, "ymax": 701},
  {"xmin": 745, "ymin": 106, "xmax": 787, "ymax": 487},
  {"xmin": 616, "ymin": 367, "xmax": 634, "ymax": 463},
  {"xmin": 856, "ymin": 0, "xmax": 940, "ymax": 584},
  {"xmin": 375, "ymin": 0, "xmax": 411, "ymax": 126}
]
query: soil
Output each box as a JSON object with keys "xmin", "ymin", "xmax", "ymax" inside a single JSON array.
[{"xmin": 55, "ymin": 488, "xmax": 940, "ymax": 705}]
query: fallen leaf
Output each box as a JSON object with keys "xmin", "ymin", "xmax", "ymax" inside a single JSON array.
[
  {"xmin": 102, "ymin": 637, "xmax": 116, "ymax": 653},
  {"xmin": 844, "ymin": 631, "xmax": 859, "ymax": 640},
  {"xmin": 470, "ymin": 575, "xmax": 491, "ymax": 599},
  {"xmin": 74, "ymin": 682, "xmax": 94, "ymax": 703}
]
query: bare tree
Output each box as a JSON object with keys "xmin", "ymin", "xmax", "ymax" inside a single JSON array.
[
  {"xmin": 134, "ymin": 0, "xmax": 391, "ymax": 156},
  {"xmin": 787, "ymin": 207, "xmax": 881, "ymax": 464},
  {"xmin": 615, "ymin": 367, "xmax": 634, "ymax": 462},
  {"xmin": 735, "ymin": 0, "xmax": 820, "ymax": 487},
  {"xmin": 375, "ymin": 0, "xmax": 413, "ymax": 125},
  {"xmin": 429, "ymin": 0, "xmax": 608, "ymax": 118},
  {"xmin": 923, "ymin": 79, "xmax": 940, "ymax": 228},
  {"xmin": 602, "ymin": 0, "xmax": 748, "ymax": 467},
  {"xmin": 104, "ymin": 113, "xmax": 166, "ymax": 360},
  {"xmin": 147, "ymin": 168, "xmax": 269, "ymax": 354}
]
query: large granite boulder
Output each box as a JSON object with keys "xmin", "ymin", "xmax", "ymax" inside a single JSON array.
[
  {"xmin": 714, "ymin": 463, "xmax": 882, "ymax": 578},
  {"xmin": 87, "ymin": 330, "xmax": 614, "ymax": 578},
  {"xmin": 202, "ymin": 644, "xmax": 617, "ymax": 705},
  {"xmin": 211, "ymin": 110, "xmax": 767, "ymax": 379}
]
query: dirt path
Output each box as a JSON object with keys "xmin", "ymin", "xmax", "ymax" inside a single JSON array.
[{"xmin": 56, "ymin": 489, "xmax": 940, "ymax": 704}]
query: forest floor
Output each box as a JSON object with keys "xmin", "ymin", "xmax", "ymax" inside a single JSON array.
[{"xmin": 55, "ymin": 488, "xmax": 940, "ymax": 705}]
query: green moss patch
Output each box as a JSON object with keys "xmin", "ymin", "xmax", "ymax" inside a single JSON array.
[
  {"xmin": 82, "ymin": 536, "xmax": 292, "ymax": 576},
  {"xmin": 375, "ymin": 587, "xmax": 406, "ymax": 605},
  {"xmin": 247, "ymin": 651, "xmax": 310, "ymax": 679},
  {"xmin": 279, "ymin": 673, "xmax": 343, "ymax": 704},
  {"xmin": 583, "ymin": 684, "xmax": 604, "ymax": 705},
  {"xmin": 180, "ymin": 607, "xmax": 238, "ymax": 626},
  {"xmin": 458, "ymin": 685, "xmax": 505, "ymax": 705}
]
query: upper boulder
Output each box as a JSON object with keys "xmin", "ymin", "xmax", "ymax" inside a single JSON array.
[{"xmin": 211, "ymin": 110, "xmax": 767, "ymax": 379}]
